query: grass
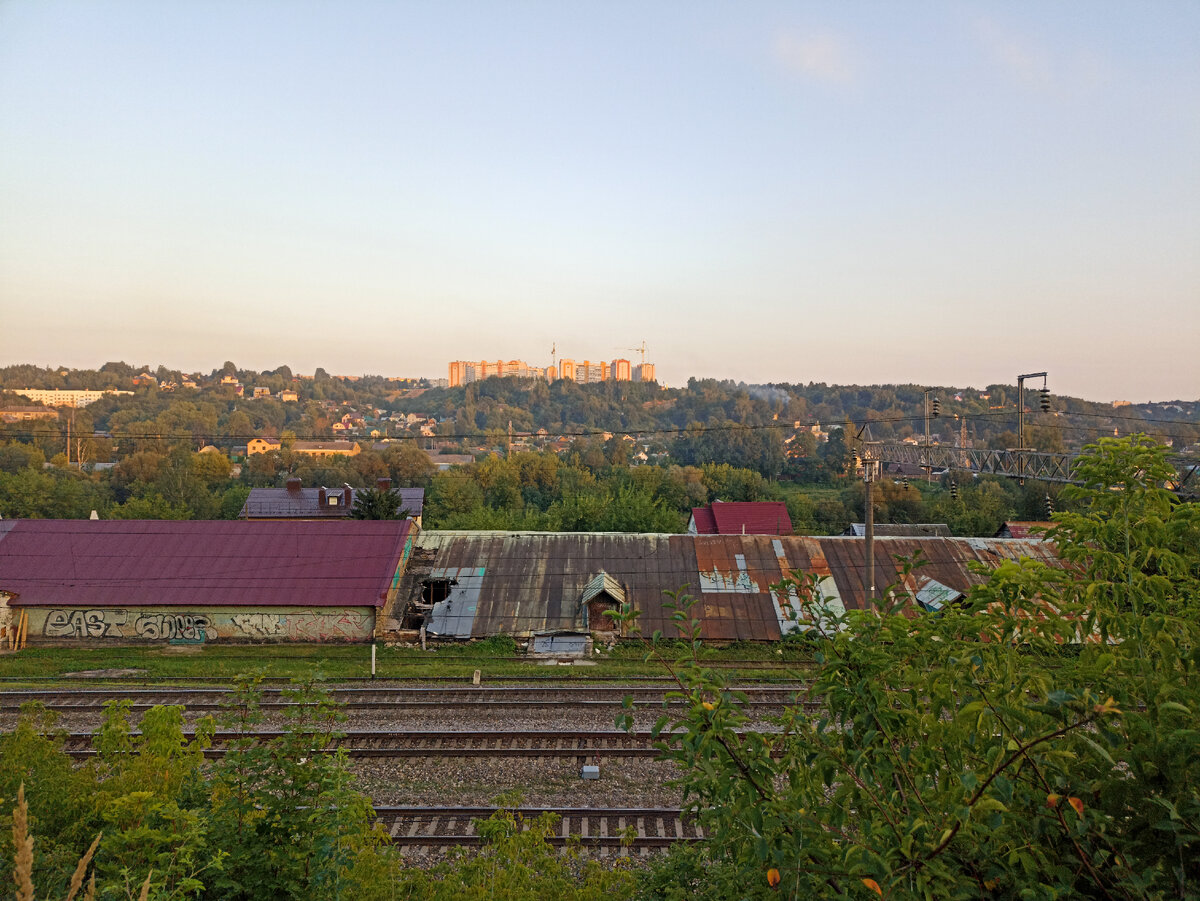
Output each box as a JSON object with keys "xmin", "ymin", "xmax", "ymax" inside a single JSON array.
[{"xmin": 0, "ymin": 640, "xmax": 815, "ymax": 686}]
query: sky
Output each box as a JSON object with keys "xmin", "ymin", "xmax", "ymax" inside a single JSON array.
[{"xmin": 1, "ymin": 1, "xmax": 1197, "ymax": 402}]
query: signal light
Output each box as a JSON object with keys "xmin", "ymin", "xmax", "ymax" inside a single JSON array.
[
  {"xmin": 1039, "ymin": 387, "xmax": 1051, "ymax": 412},
  {"xmin": 1045, "ymin": 493, "xmax": 1054, "ymax": 516},
  {"xmin": 931, "ymin": 398, "xmax": 941, "ymax": 417},
  {"xmin": 902, "ymin": 477, "xmax": 909, "ymax": 490},
  {"xmin": 950, "ymin": 480, "xmax": 959, "ymax": 499}
]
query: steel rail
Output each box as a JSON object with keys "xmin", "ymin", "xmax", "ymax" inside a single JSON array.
[
  {"xmin": 0, "ymin": 684, "xmax": 810, "ymax": 713},
  {"xmin": 56, "ymin": 728, "xmax": 686, "ymax": 759},
  {"xmin": 375, "ymin": 806, "xmax": 701, "ymax": 850}
]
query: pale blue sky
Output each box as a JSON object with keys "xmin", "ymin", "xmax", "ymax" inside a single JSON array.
[{"xmin": 1, "ymin": 1, "xmax": 1197, "ymax": 401}]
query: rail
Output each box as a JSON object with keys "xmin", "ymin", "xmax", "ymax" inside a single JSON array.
[
  {"xmin": 376, "ymin": 806, "xmax": 701, "ymax": 852},
  {"xmin": 0, "ymin": 684, "xmax": 810, "ymax": 713}
]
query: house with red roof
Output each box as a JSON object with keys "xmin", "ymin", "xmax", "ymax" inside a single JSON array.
[{"xmin": 687, "ymin": 501, "xmax": 793, "ymax": 536}]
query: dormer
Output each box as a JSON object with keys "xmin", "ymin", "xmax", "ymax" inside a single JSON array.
[{"xmin": 579, "ymin": 570, "xmax": 625, "ymax": 633}]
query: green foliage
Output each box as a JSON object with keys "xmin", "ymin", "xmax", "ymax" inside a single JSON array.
[
  {"xmin": 626, "ymin": 437, "xmax": 1200, "ymax": 900},
  {"xmin": 206, "ymin": 675, "xmax": 388, "ymax": 900},
  {"xmin": 0, "ymin": 704, "xmax": 103, "ymax": 894},
  {"xmin": 1049, "ymin": 434, "xmax": 1200, "ymax": 616},
  {"xmin": 395, "ymin": 807, "xmax": 636, "ymax": 900},
  {"xmin": 349, "ymin": 485, "xmax": 407, "ymax": 519},
  {"xmin": 2, "ymin": 678, "xmax": 398, "ymax": 900}
]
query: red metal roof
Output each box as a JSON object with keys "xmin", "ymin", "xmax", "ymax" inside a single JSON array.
[
  {"xmin": 0, "ymin": 519, "xmax": 411, "ymax": 608},
  {"xmin": 692, "ymin": 502, "xmax": 793, "ymax": 535},
  {"xmin": 997, "ymin": 521, "xmax": 1055, "ymax": 539},
  {"xmin": 690, "ymin": 507, "xmax": 717, "ymax": 533}
]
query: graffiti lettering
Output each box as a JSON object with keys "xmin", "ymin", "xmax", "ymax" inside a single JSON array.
[
  {"xmin": 45, "ymin": 609, "xmax": 109, "ymax": 639},
  {"xmin": 232, "ymin": 613, "xmax": 282, "ymax": 638},
  {"xmin": 135, "ymin": 613, "xmax": 211, "ymax": 643},
  {"xmin": 285, "ymin": 611, "xmax": 370, "ymax": 641}
]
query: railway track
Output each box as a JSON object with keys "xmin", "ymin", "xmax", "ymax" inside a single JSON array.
[
  {"xmin": 57, "ymin": 728, "xmax": 677, "ymax": 759},
  {"xmin": 376, "ymin": 806, "xmax": 701, "ymax": 853},
  {"xmin": 0, "ymin": 684, "xmax": 811, "ymax": 713}
]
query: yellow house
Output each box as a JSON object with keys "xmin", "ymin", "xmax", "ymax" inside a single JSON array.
[
  {"xmin": 293, "ymin": 440, "xmax": 361, "ymax": 458},
  {"xmin": 247, "ymin": 438, "xmax": 282, "ymax": 455}
]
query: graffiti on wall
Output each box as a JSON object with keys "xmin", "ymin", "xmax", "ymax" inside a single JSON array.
[
  {"xmin": 36, "ymin": 607, "xmax": 374, "ymax": 643},
  {"xmin": 135, "ymin": 613, "xmax": 213, "ymax": 643},
  {"xmin": 280, "ymin": 611, "xmax": 371, "ymax": 641},
  {"xmin": 44, "ymin": 609, "xmax": 117, "ymax": 639},
  {"xmin": 232, "ymin": 613, "xmax": 282, "ymax": 638}
]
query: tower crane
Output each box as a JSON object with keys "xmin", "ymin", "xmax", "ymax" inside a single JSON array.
[{"xmin": 618, "ymin": 341, "xmax": 647, "ymax": 365}]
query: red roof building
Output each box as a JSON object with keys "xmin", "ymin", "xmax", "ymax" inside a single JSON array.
[
  {"xmin": 995, "ymin": 521, "xmax": 1055, "ymax": 539},
  {"xmin": 688, "ymin": 501, "xmax": 793, "ymax": 536},
  {"xmin": 0, "ymin": 520, "xmax": 414, "ymax": 645}
]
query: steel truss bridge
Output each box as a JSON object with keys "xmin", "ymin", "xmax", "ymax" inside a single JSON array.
[{"xmin": 863, "ymin": 442, "xmax": 1199, "ymax": 496}]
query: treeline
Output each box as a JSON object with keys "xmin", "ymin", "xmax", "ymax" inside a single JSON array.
[
  {"xmin": 5, "ymin": 364, "xmax": 1198, "ymax": 465},
  {"xmin": 0, "ymin": 434, "xmax": 1060, "ymax": 536}
]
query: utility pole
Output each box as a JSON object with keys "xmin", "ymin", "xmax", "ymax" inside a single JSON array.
[
  {"xmin": 863, "ymin": 455, "xmax": 877, "ymax": 603},
  {"xmin": 922, "ymin": 389, "xmax": 934, "ymax": 483},
  {"xmin": 1016, "ymin": 372, "xmax": 1047, "ymax": 485}
]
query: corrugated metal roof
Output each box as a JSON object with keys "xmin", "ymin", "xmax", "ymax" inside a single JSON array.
[
  {"xmin": 405, "ymin": 532, "xmax": 1061, "ymax": 641},
  {"xmin": 240, "ymin": 487, "xmax": 424, "ymax": 519},
  {"xmin": 0, "ymin": 520, "xmax": 411, "ymax": 608},
  {"xmin": 691, "ymin": 502, "xmax": 793, "ymax": 535},
  {"xmin": 846, "ymin": 523, "xmax": 952, "ymax": 537}
]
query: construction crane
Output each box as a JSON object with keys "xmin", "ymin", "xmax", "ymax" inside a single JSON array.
[{"xmin": 619, "ymin": 341, "xmax": 647, "ymax": 365}]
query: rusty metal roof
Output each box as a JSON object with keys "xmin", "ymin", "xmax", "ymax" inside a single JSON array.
[
  {"xmin": 407, "ymin": 532, "xmax": 1061, "ymax": 641},
  {"xmin": 0, "ymin": 519, "xmax": 412, "ymax": 608},
  {"xmin": 845, "ymin": 523, "xmax": 952, "ymax": 537}
]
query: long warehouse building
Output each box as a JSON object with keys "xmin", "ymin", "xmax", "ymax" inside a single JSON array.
[{"xmin": 0, "ymin": 519, "xmax": 414, "ymax": 646}]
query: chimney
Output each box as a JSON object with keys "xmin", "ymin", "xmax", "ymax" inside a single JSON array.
[
  {"xmin": 318, "ymin": 486, "xmax": 326, "ymax": 505},
  {"xmin": 286, "ymin": 477, "xmax": 301, "ymax": 494},
  {"xmin": 377, "ymin": 477, "xmax": 392, "ymax": 492},
  {"xmin": 344, "ymin": 483, "xmax": 354, "ymax": 507}
]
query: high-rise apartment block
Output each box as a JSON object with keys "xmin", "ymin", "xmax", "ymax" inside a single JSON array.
[{"xmin": 448, "ymin": 354, "xmax": 655, "ymax": 387}]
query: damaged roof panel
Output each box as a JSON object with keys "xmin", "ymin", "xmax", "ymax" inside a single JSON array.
[{"xmin": 405, "ymin": 532, "xmax": 1061, "ymax": 641}]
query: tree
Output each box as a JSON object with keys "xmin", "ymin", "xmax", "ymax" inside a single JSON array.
[
  {"xmin": 349, "ymin": 486, "xmax": 407, "ymax": 520},
  {"xmin": 1048, "ymin": 434, "xmax": 1200, "ymax": 616},
  {"xmin": 623, "ymin": 436, "xmax": 1200, "ymax": 900}
]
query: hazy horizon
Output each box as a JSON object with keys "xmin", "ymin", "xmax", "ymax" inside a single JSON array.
[
  {"xmin": 3, "ymin": 2, "xmax": 1197, "ymax": 402},
  {"xmin": 3, "ymin": 355, "xmax": 1198, "ymax": 407}
]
